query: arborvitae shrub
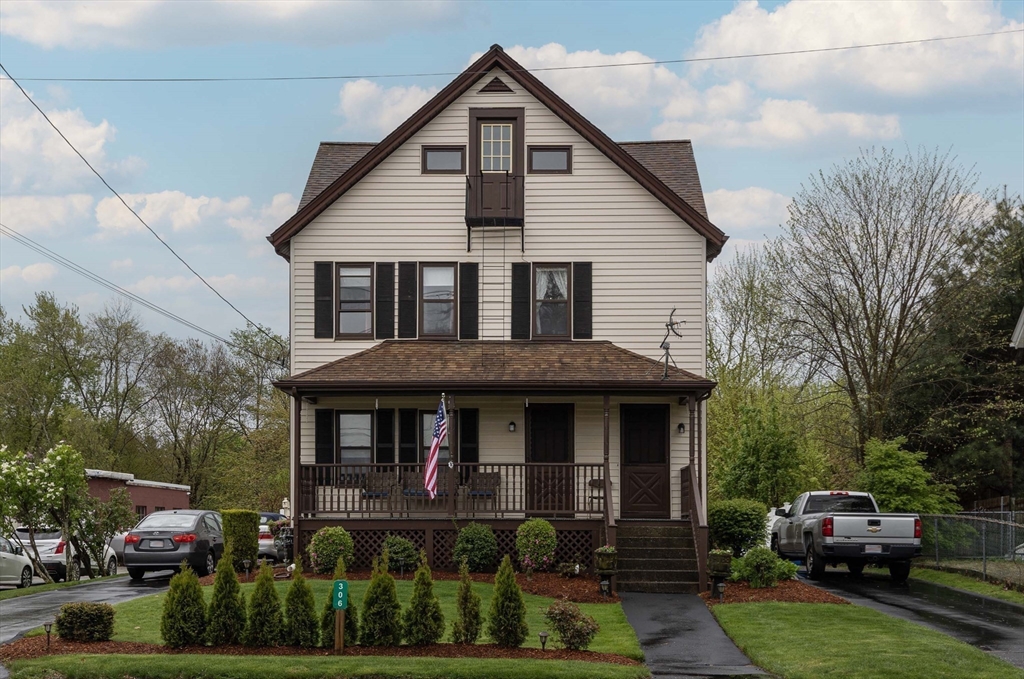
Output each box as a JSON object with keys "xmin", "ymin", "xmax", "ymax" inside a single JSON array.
[
  {"xmin": 320, "ymin": 556, "xmax": 359, "ymax": 648},
  {"xmin": 543, "ymin": 600, "xmax": 599, "ymax": 651},
  {"xmin": 383, "ymin": 533, "xmax": 418, "ymax": 575},
  {"xmin": 283, "ymin": 557, "xmax": 319, "ymax": 647},
  {"xmin": 308, "ymin": 526, "xmax": 355, "ymax": 575},
  {"xmin": 221, "ymin": 509, "xmax": 259, "ymax": 572},
  {"xmin": 242, "ymin": 562, "xmax": 283, "ymax": 647},
  {"xmin": 453, "ymin": 522, "xmax": 498, "ymax": 572},
  {"xmin": 55, "ymin": 602, "xmax": 114, "ymax": 642},
  {"xmin": 402, "ymin": 551, "xmax": 445, "ymax": 645},
  {"xmin": 206, "ymin": 548, "xmax": 247, "ymax": 646},
  {"xmin": 486, "ymin": 555, "xmax": 528, "ymax": 647},
  {"xmin": 450, "ymin": 558, "xmax": 482, "ymax": 644},
  {"xmin": 515, "ymin": 518, "xmax": 557, "ymax": 572},
  {"xmin": 160, "ymin": 564, "xmax": 207, "ymax": 648},
  {"xmin": 359, "ymin": 551, "xmax": 402, "ymax": 646}
]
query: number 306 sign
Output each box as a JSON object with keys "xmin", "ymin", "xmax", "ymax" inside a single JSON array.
[{"xmin": 332, "ymin": 580, "xmax": 348, "ymax": 610}]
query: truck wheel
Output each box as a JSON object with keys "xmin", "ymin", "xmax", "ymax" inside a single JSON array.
[
  {"xmin": 770, "ymin": 535, "xmax": 781, "ymax": 556},
  {"xmin": 847, "ymin": 560, "xmax": 865, "ymax": 577},
  {"xmin": 889, "ymin": 561, "xmax": 911, "ymax": 584},
  {"xmin": 805, "ymin": 546, "xmax": 825, "ymax": 580}
]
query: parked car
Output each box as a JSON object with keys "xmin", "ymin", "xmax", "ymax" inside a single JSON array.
[
  {"xmin": 0, "ymin": 536, "xmax": 35, "ymax": 589},
  {"xmin": 258, "ymin": 524, "xmax": 278, "ymax": 563},
  {"xmin": 13, "ymin": 527, "xmax": 118, "ymax": 582},
  {"xmin": 122, "ymin": 510, "xmax": 224, "ymax": 581},
  {"xmin": 771, "ymin": 491, "xmax": 921, "ymax": 583},
  {"xmin": 260, "ymin": 512, "xmax": 286, "ymax": 524},
  {"xmin": 765, "ymin": 503, "xmax": 791, "ymax": 548}
]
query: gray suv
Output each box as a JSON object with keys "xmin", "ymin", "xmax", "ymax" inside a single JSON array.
[{"xmin": 123, "ymin": 510, "xmax": 223, "ymax": 581}]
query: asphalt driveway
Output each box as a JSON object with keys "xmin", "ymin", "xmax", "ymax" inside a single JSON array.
[{"xmin": 801, "ymin": 570, "xmax": 1024, "ymax": 669}]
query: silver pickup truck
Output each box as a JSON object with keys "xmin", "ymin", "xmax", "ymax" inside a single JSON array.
[{"xmin": 770, "ymin": 491, "xmax": 921, "ymax": 583}]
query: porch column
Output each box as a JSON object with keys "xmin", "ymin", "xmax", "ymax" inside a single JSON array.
[
  {"xmin": 687, "ymin": 395, "xmax": 696, "ymax": 468},
  {"xmin": 291, "ymin": 389, "xmax": 301, "ymax": 553},
  {"xmin": 602, "ymin": 395, "xmax": 615, "ymax": 550}
]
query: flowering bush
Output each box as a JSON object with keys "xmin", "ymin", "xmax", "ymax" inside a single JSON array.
[
  {"xmin": 543, "ymin": 600, "xmax": 599, "ymax": 651},
  {"xmin": 515, "ymin": 518, "xmax": 557, "ymax": 572},
  {"xmin": 307, "ymin": 526, "xmax": 355, "ymax": 575},
  {"xmin": 595, "ymin": 544, "xmax": 617, "ymax": 555}
]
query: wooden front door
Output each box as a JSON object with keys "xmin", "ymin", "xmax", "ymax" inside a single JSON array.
[
  {"xmin": 526, "ymin": 403, "xmax": 574, "ymax": 515},
  {"xmin": 620, "ymin": 404, "xmax": 670, "ymax": 518}
]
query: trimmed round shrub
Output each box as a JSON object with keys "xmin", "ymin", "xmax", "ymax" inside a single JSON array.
[
  {"xmin": 402, "ymin": 553, "xmax": 445, "ymax": 645},
  {"xmin": 486, "ymin": 555, "xmax": 528, "ymax": 647},
  {"xmin": 207, "ymin": 548, "xmax": 247, "ymax": 646},
  {"xmin": 453, "ymin": 522, "xmax": 498, "ymax": 572},
  {"xmin": 730, "ymin": 546, "xmax": 798, "ymax": 588},
  {"xmin": 544, "ymin": 600, "xmax": 599, "ymax": 651},
  {"xmin": 308, "ymin": 526, "xmax": 355, "ymax": 575},
  {"xmin": 243, "ymin": 562, "xmax": 284, "ymax": 647},
  {"xmin": 708, "ymin": 498, "xmax": 767, "ymax": 557},
  {"xmin": 515, "ymin": 518, "xmax": 557, "ymax": 572},
  {"xmin": 450, "ymin": 558, "xmax": 482, "ymax": 644},
  {"xmin": 321, "ymin": 556, "xmax": 359, "ymax": 649},
  {"xmin": 383, "ymin": 534, "xmax": 418, "ymax": 575},
  {"xmin": 161, "ymin": 565, "xmax": 207, "ymax": 648},
  {"xmin": 55, "ymin": 602, "xmax": 115, "ymax": 642},
  {"xmin": 221, "ymin": 509, "xmax": 259, "ymax": 573}
]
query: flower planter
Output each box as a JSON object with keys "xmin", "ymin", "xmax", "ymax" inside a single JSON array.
[
  {"xmin": 707, "ymin": 553, "xmax": 732, "ymax": 576},
  {"xmin": 595, "ymin": 551, "xmax": 617, "ymax": 574}
]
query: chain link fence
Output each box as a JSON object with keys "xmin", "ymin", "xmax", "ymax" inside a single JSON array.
[{"xmin": 920, "ymin": 513, "xmax": 1023, "ymax": 587}]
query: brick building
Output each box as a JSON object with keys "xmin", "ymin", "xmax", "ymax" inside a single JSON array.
[{"xmin": 86, "ymin": 469, "xmax": 190, "ymax": 519}]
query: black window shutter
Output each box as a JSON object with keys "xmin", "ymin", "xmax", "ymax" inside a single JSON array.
[
  {"xmin": 375, "ymin": 263, "xmax": 395, "ymax": 339},
  {"xmin": 459, "ymin": 263, "xmax": 479, "ymax": 340},
  {"xmin": 573, "ymin": 262, "xmax": 593, "ymax": 339},
  {"xmin": 375, "ymin": 409, "xmax": 395, "ymax": 463},
  {"xmin": 314, "ymin": 409, "xmax": 335, "ymax": 464},
  {"xmin": 314, "ymin": 262, "xmax": 333, "ymax": 338},
  {"xmin": 398, "ymin": 262, "xmax": 417, "ymax": 338},
  {"xmin": 511, "ymin": 262, "xmax": 531, "ymax": 340},
  {"xmin": 459, "ymin": 409, "xmax": 479, "ymax": 464},
  {"xmin": 398, "ymin": 409, "xmax": 418, "ymax": 463}
]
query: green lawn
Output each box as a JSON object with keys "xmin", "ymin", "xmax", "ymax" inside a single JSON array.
[
  {"xmin": 713, "ymin": 602, "xmax": 1024, "ymax": 679},
  {"xmin": 5, "ymin": 654, "xmax": 650, "ymax": 679},
  {"xmin": 907, "ymin": 567, "xmax": 1024, "ymax": 606},
  {"xmin": 102, "ymin": 578, "xmax": 641, "ymax": 660},
  {"xmin": 0, "ymin": 574, "xmax": 126, "ymax": 602}
]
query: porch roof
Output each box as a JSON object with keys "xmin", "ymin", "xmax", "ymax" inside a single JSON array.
[{"xmin": 276, "ymin": 340, "xmax": 715, "ymax": 395}]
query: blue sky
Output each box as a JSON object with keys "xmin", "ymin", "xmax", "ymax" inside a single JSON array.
[{"xmin": 1, "ymin": 0, "xmax": 1022, "ymax": 342}]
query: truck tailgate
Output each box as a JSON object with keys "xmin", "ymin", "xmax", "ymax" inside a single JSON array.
[{"xmin": 832, "ymin": 513, "xmax": 917, "ymax": 541}]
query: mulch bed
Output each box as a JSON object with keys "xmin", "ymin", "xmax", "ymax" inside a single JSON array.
[
  {"xmin": 0, "ymin": 636, "xmax": 639, "ymax": 666},
  {"xmin": 202, "ymin": 568, "xmax": 618, "ymax": 604},
  {"xmin": 699, "ymin": 579, "xmax": 849, "ymax": 606}
]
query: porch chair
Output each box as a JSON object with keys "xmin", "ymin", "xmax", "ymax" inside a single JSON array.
[
  {"xmin": 361, "ymin": 471, "xmax": 398, "ymax": 516},
  {"xmin": 400, "ymin": 470, "xmax": 449, "ymax": 514},
  {"xmin": 467, "ymin": 471, "xmax": 501, "ymax": 516},
  {"xmin": 588, "ymin": 477, "xmax": 605, "ymax": 515}
]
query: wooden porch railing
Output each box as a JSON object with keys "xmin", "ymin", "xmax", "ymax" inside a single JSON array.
[
  {"xmin": 299, "ymin": 462, "xmax": 605, "ymax": 519},
  {"xmin": 683, "ymin": 465, "xmax": 709, "ymax": 592}
]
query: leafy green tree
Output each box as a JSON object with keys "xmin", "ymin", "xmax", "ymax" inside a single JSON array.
[
  {"xmin": 321, "ymin": 556, "xmax": 358, "ymax": 648},
  {"xmin": 402, "ymin": 552, "xmax": 445, "ymax": 645},
  {"xmin": 450, "ymin": 558, "xmax": 482, "ymax": 644},
  {"xmin": 721, "ymin": 402, "xmax": 804, "ymax": 507},
  {"xmin": 76, "ymin": 487, "xmax": 135, "ymax": 577},
  {"xmin": 242, "ymin": 562, "xmax": 283, "ymax": 647},
  {"xmin": 857, "ymin": 438, "xmax": 960, "ymax": 514},
  {"xmin": 40, "ymin": 443, "xmax": 89, "ymax": 579},
  {"xmin": 283, "ymin": 557, "xmax": 319, "ymax": 647},
  {"xmin": 161, "ymin": 565, "xmax": 207, "ymax": 648},
  {"xmin": 207, "ymin": 548, "xmax": 247, "ymax": 646},
  {"xmin": 486, "ymin": 555, "xmax": 527, "ymax": 647},
  {"xmin": 359, "ymin": 551, "xmax": 402, "ymax": 646}
]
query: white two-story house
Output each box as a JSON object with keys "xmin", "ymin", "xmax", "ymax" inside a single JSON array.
[{"xmin": 269, "ymin": 45, "xmax": 727, "ymax": 592}]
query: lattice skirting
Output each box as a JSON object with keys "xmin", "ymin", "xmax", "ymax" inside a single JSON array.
[{"xmin": 297, "ymin": 519, "xmax": 600, "ymax": 572}]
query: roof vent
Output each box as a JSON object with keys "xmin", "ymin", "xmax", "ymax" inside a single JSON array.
[{"xmin": 479, "ymin": 76, "xmax": 514, "ymax": 94}]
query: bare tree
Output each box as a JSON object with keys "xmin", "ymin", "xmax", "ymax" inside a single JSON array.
[{"xmin": 771, "ymin": 148, "xmax": 988, "ymax": 457}]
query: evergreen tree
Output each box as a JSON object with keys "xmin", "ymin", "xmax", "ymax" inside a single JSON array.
[
  {"xmin": 486, "ymin": 555, "xmax": 527, "ymax": 647},
  {"xmin": 283, "ymin": 557, "xmax": 319, "ymax": 647},
  {"xmin": 321, "ymin": 555, "xmax": 358, "ymax": 648},
  {"xmin": 402, "ymin": 551, "xmax": 445, "ymax": 645},
  {"xmin": 206, "ymin": 548, "xmax": 246, "ymax": 646},
  {"xmin": 160, "ymin": 564, "xmax": 207, "ymax": 648},
  {"xmin": 359, "ymin": 550, "xmax": 402, "ymax": 646},
  {"xmin": 450, "ymin": 557, "xmax": 482, "ymax": 644},
  {"xmin": 242, "ymin": 562, "xmax": 283, "ymax": 646}
]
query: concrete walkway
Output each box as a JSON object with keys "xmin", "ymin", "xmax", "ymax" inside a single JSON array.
[{"xmin": 619, "ymin": 592, "xmax": 765, "ymax": 677}]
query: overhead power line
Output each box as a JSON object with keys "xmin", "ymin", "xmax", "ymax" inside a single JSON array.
[
  {"xmin": 0, "ymin": 62, "xmax": 288, "ymax": 355},
  {"xmin": 0, "ymin": 222, "xmax": 287, "ymax": 368},
  {"xmin": 0, "ymin": 28, "xmax": 1019, "ymax": 83}
]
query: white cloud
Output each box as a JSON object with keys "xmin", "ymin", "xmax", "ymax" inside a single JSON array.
[
  {"xmin": 704, "ymin": 187, "xmax": 791, "ymax": 234},
  {"xmin": 127, "ymin": 273, "xmax": 284, "ymax": 297},
  {"xmin": 690, "ymin": 0, "xmax": 1024, "ymax": 97},
  {"xmin": 226, "ymin": 193, "xmax": 297, "ymax": 241},
  {"xmin": 95, "ymin": 191, "xmax": 250, "ymax": 237},
  {"xmin": 109, "ymin": 258, "xmax": 133, "ymax": 270},
  {"xmin": 336, "ymin": 80, "xmax": 438, "ymax": 138},
  {"xmin": 0, "ymin": 194, "xmax": 94, "ymax": 234},
  {"xmin": 0, "ymin": 262, "xmax": 58, "ymax": 284},
  {"xmin": 1, "ymin": 0, "xmax": 463, "ymax": 49}
]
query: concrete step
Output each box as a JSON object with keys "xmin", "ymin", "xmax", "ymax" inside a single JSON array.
[
  {"xmin": 617, "ymin": 525, "xmax": 693, "ymax": 539},
  {"xmin": 617, "ymin": 545, "xmax": 695, "ymax": 557},
  {"xmin": 617, "ymin": 568, "xmax": 700, "ymax": 583},
  {"xmin": 616, "ymin": 536, "xmax": 693, "ymax": 550},
  {"xmin": 618, "ymin": 557, "xmax": 698, "ymax": 571},
  {"xmin": 616, "ymin": 580, "xmax": 701, "ymax": 594}
]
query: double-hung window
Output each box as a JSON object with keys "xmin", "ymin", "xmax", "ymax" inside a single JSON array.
[
  {"xmin": 337, "ymin": 412, "xmax": 373, "ymax": 465},
  {"xmin": 420, "ymin": 264, "xmax": 457, "ymax": 337},
  {"xmin": 534, "ymin": 264, "xmax": 570, "ymax": 338},
  {"xmin": 337, "ymin": 264, "xmax": 373, "ymax": 337}
]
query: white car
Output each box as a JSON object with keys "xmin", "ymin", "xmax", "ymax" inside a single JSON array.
[
  {"xmin": 0, "ymin": 536, "xmax": 35, "ymax": 589},
  {"xmin": 14, "ymin": 528, "xmax": 118, "ymax": 582}
]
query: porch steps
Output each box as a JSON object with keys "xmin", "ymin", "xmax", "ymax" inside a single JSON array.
[{"xmin": 615, "ymin": 521, "xmax": 701, "ymax": 594}]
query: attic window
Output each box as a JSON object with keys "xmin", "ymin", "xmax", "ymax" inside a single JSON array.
[
  {"xmin": 422, "ymin": 146, "xmax": 465, "ymax": 174},
  {"xmin": 528, "ymin": 146, "xmax": 571, "ymax": 174}
]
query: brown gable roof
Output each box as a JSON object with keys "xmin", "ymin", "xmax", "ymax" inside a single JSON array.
[
  {"xmin": 275, "ymin": 340, "xmax": 715, "ymax": 394},
  {"xmin": 298, "ymin": 142, "xmax": 376, "ymax": 210},
  {"xmin": 268, "ymin": 44, "xmax": 727, "ymax": 261}
]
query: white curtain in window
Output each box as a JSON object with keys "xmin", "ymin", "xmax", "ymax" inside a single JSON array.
[{"xmin": 536, "ymin": 267, "xmax": 568, "ymax": 301}]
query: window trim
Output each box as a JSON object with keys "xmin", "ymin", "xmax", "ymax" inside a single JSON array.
[
  {"xmin": 421, "ymin": 145, "xmax": 466, "ymax": 175},
  {"xmin": 335, "ymin": 410, "xmax": 375, "ymax": 466},
  {"xmin": 468, "ymin": 108, "xmax": 524, "ymax": 177},
  {"xmin": 527, "ymin": 145, "xmax": 572, "ymax": 174},
  {"xmin": 335, "ymin": 262, "xmax": 375, "ymax": 339},
  {"xmin": 532, "ymin": 262, "xmax": 572, "ymax": 339},
  {"xmin": 419, "ymin": 262, "xmax": 459, "ymax": 339}
]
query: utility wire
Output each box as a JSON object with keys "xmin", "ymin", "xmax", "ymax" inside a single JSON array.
[
  {"xmin": 0, "ymin": 62, "xmax": 288, "ymax": 355},
  {"xmin": 0, "ymin": 28, "xmax": 1019, "ymax": 83},
  {"xmin": 0, "ymin": 222, "xmax": 287, "ymax": 368}
]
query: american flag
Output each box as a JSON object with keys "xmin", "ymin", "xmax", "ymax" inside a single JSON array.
[{"xmin": 424, "ymin": 396, "xmax": 447, "ymax": 500}]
